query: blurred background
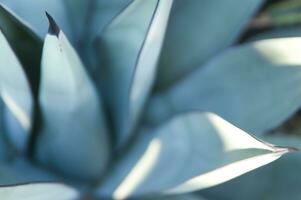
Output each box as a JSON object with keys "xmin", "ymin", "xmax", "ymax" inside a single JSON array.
[{"xmin": 242, "ymin": 0, "xmax": 301, "ymax": 42}]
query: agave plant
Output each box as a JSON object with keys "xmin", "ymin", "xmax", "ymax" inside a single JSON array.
[{"xmin": 0, "ymin": 0, "xmax": 299, "ymax": 199}]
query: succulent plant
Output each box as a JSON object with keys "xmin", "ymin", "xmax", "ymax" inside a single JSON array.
[{"xmin": 0, "ymin": 0, "xmax": 300, "ymax": 199}]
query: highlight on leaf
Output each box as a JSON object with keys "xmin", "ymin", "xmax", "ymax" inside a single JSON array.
[
  {"xmin": 0, "ymin": 1, "xmax": 298, "ymax": 199},
  {"xmin": 97, "ymin": 112, "xmax": 293, "ymax": 199},
  {"xmin": 35, "ymin": 13, "xmax": 110, "ymax": 181}
]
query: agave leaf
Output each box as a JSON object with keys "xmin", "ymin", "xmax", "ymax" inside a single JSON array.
[
  {"xmin": 63, "ymin": 0, "xmax": 132, "ymax": 75},
  {"xmin": 36, "ymin": 15, "xmax": 110, "ymax": 181},
  {"xmin": 0, "ymin": 30, "xmax": 33, "ymax": 153},
  {"xmin": 0, "ymin": 158, "xmax": 61, "ymax": 185},
  {"xmin": 91, "ymin": 0, "xmax": 132, "ymax": 38},
  {"xmin": 0, "ymin": 100, "xmax": 14, "ymax": 160},
  {"xmin": 0, "ymin": 4, "xmax": 42, "ymax": 95},
  {"xmin": 200, "ymin": 136, "xmax": 301, "ymax": 200},
  {"xmin": 0, "ymin": 183, "xmax": 78, "ymax": 200},
  {"xmin": 146, "ymin": 194, "xmax": 206, "ymax": 200},
  {"xmin": 146, "ymin": 37, "xmax": 301, "ymax": 136},
  {"xmin": 62, "ymin": 0, "xmax": 89, "ymax": 43},
  {"xmin": 96, "ymin": 112, "xmax": 291, "ymax": 199},
  {"xmin": 64, "ymin": 0, "xmax": 132, "ymax": 41},
  {"xmin": 97, "ymin": 0, "xmax": 173, "ymax": 147},
  {"xmin": 0, "ymin": 0, "xmax": 70, "ymax": 39},
  {"xmin": 155, "ymin": 0, "xmax": 263, "ymax": 90}
]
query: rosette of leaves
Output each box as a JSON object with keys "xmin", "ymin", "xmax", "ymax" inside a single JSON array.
[{"xmin": 0, "ymin": 0, "xmax": 300, "ymax": 199}]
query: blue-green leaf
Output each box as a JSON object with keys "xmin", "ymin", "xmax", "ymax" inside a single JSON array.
[
  {"xmin": 0, "ymin": 30, "xmax": 33, "ymax": 153},
  {"xmin": 97, "ymin": 0, "xmax": 173, "ymax": 147},
  {"xmin": 0, "ymin": 3, "xmax": 42, "ymax": 95},
  {"xmin": 96, "ymin": 112, "xmax": 290, "ymax": 199},
  {"xmin": 92, "ymin": 0, "xmax": 132, "ymax": 36},
  {"xmin": 62, "ymin": 0, "xmax": 133, "ymax": 76},
  {"xmin": 146, "ymin": 37, "xmax": 301, "ymax": 136},
  {"xmin": 200, "ymin": 136, "xmax": 301, "ymax": 200},
  {"xmin": 0, "ymin": 183, "xmax": 79, "ymax": 200},
  {"xmin": 0, "ymin": 158, "xmax": 60, "ymax": 185},
  {"xmin": 147, "ymin": 194, "xmax": 206, "ymax": 200},
  {"xmin": 65, "ymin": 0, "xmax": 132, "ymax": 39},
  {"xmin": 0, "ymin": 100, "xmax": 14, "ymax": 160},
  {"xmin": 155, "ymin": 0, "xmax": 263, "ymax": 90},
  {"xmin": 36, "ymin": 16, "xmax": 110, "ymax": 181},
  {"xmin": 0, "ymin": 0, "xmax": 70, "ymax": 39},
  {"xmin": 62, "ymin": 0, "xmax": 89, "ymax": 42}
]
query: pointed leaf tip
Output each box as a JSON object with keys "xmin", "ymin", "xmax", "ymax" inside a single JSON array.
[
  {"xmin": 274, "ymin": 146, "xmax": 298, "ymax": 154},
  {"xmin": 45, "ymin": 11, "xmax": 60, "ymax": 36},
  {"xmin": 288, "ymin": 146, "xmax": 299, "ymax": 152}
]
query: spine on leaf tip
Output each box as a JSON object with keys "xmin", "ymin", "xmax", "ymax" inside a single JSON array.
[
  {"xmin": 45, "ymin": 11, "xmax": 60, "ymax": 37},
  {"xmin": 274, "ymin": 146, "xmax": 298, "ymax": 153}
]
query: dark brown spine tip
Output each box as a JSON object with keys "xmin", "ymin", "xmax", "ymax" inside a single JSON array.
[
  {"xmin": 274, "ymin": 145, "xmax": 299, "ymax": 153},
  {"xmin": 287, "ymin": 146, "xmax": 299, "ymax": 152},
  {"xmin": 45, "ymin": 11, "xmax": 60, "ymax": 37}
]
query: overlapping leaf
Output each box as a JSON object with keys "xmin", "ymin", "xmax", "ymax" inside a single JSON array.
[
  {"xmin": 0, "ymin": 4, "xmax": 42, "ymax": 95},
  {"xmin": 0, "ymin": 158, "xmax": 60, "ymax": 185},
  {"xmin": 70, "ymin": 0, "xmax": 132, "ymax": 39},
  {"xmin": 155, "ymin": 0, "xmax": 263, "ymax": 90},
  {"xmin": 96, "ymin": 112, "xmax": 290, "ymax": 199},
  {"xmin": 0, "ymin": 0, "xmax": 133, "ymax": 58},
  {"xmin": 0, "ymin": 30, "xmax": 33, "ymax": 153},
  {"xmin": 0, "ymin": 1, "xmax": 297, "ymax": 199},
  {"xmin": 0, "ymin": 183, "xmax": 78, "ymax": 200},
  {"xmin": 0, "ymin": 0, "xmax": 70, "ymax": 39},
  {"xmin": 147, "ymin": 194, "xmax": 206, "ymax": 200},
  {"xmin": 63, "ymin": 0, "xmax": 133, "ymax": 74},
  {"xmin": 146, "ymin": 37, "xmax": 301, "ymax": 135},
  {"xmin": 200, "ymin": 136, "xmax": 301, "ymax": 200},
  {"xmin": 97, "ymin": 0, "xmax": 173, "ymax": 147},
  {"xmin": 0, "ymin": 100, "xmax": 14, "ymax": 160},
  {"xmin": 36, "ymin": 16, "xmax": 110, "ymax": 181}
]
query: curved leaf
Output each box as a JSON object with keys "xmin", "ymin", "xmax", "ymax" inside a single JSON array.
[
  {"xmin": 0, "ymin": 3, "xmax": 42, "ymax": 95},
  {"xmin": 64, "ymin": 0, "xmax": 132, "ymax": 41},
  {"xmin": 146, "ymin": 194, "xmax": 206, "ymax": 200},
  {"xmin": 0, "ymin": 158, "xmax": 61, "ymax": 185},
  {"xmin": 63, "ymin": 0, "xmax": 133, "ymax": 75},
  {"xmin": 0, "ymin": 30, "xmax": 33, "ymax": 153},
  {"xmin": 36, "ymin": 16, "xmax": 110, "ymax": 181},
  {"xmin": 146, "ymin": 37, "xmax": 301, "ymax": 135},
  {"xmin": 97, "ymin": 0, "xmax": 173, "ymax": 147},
  {"xmin": 92, "ymin": 0, "xmax": 132, "ymax": 36},
  {"xmin": 0, "ymin": 183, "xmax": 78, "ymax": 200},
  {"xmin": 200, "ymin": 136, "xmax": 301, "ymax": 200},
  {"xmin": 96, "ymin": 112, "xmax": 291, "ymax": 199},
  {"xmin": 0, "ymin": 0, "xmax": 71, "ymax": 39},
  {"xmin": 0, "ymin": 100, "xmax": 14, "ymax": 160},
  {"xmin": 155, "ymin": 0, "xmax": 263, "ymax": 90},
  {"xmin": 62, "ymin": 0, "xmax": 90, "ymax": 43}
]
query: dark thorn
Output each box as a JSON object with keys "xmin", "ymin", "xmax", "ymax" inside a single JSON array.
[
  {"xmin": 45, "ymin": 11, "xmax": 60, "ymax": 37},
  {"xmin": 286, "ymin": 146, "xmax": 299, "ymax": 152}
]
